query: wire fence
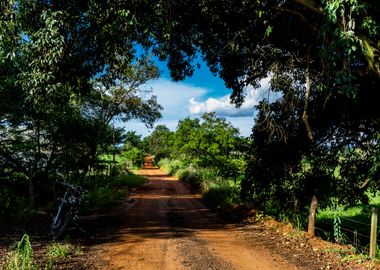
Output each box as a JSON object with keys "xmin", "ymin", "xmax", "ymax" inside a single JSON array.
[{"xmin": 315, "ymin": 210, "xmax": 380, "ymax": 255}]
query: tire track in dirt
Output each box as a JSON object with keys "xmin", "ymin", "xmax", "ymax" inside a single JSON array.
[{"xmin": 95, "ymin": 168, "xmax": 318, "ymax": 270}]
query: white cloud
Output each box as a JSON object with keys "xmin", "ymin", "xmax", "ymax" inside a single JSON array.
[
  {"xmin": 121, "ymin": 77, "xmax": 277, "ymax": 138},
  {"xmin": 188, "ymin": 77, "xmax": 274, "ymax": 117},
  {"xmin": 122, "ymin": 78, "xmax": 210, "ymax": 137},
  {"xmin": 147, "ymin": 78, "xmax": 207, "ymax": 119}
]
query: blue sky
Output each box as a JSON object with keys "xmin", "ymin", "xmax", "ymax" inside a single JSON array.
[{"xmin": 123, "ymin": 59, "xmax": 271, "ymax": 138}]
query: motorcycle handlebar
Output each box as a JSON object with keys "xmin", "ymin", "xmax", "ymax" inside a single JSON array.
[{"xmin": 57, "ymin": 181, "xmax": 84, "ymax": 193}]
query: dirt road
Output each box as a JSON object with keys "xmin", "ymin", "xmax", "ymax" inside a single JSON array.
[{"xmin": 90, "ymin": 168, "xmax": 324, "ymax": 270}]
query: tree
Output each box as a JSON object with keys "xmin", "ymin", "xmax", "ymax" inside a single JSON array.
[
  {"xmin": 143, "ymin": 125, "xmax": 175, "ymax": 161},
  {"xmin": 0, "ymin": 1, "xmax": 163, "ymax": 208},
  {"xmin": 121, "ymin": 131, "xmax": 144, "ymax": 168}
]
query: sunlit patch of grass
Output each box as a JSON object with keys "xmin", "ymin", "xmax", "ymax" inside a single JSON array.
[{"xmin": 46, "ymin": 242, "xmax": 82, "ymax": 259}]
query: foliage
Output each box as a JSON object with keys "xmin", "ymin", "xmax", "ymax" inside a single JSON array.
[
  {"xmin": 0, "ymin": 0, "xmax": 162, "ymax": 210},
  {"xmin": 125, "ymin": 0, "xmax": 379, "ymax": 227},
  {"xmin": 203, "ymin": 182, "xmax": 240, "ymax": 209},
  {"xmin": 158, "ymin": 158, "xmax": 185, "ymax": 176},
  {"xmin": 84, "ymin": 185, "xmax": 126, "ymax": 209},
  {"xmin": 5, "ymin": 234, "xmax": 34, "ymax": 270},
  {"xmin": 121, "ymin": 131, "xmax": 145, "ymax": 168},
  {"xmin": 83, "ymin": 172, "xmax": 147, "ymax": 209},
  {"xmin": 122, "ymin": 147, "xmax": 144, "ymax": 169},
  {"xmin": 143, "ymin": 125, "xmax": 175, "ymax": 162},
  {"xmin": 114, "ymin": 174, "xmax": 147, "ymax": 188}
]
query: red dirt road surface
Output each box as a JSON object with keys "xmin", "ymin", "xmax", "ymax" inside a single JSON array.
[{"xmin": 93, "ymin": 168, "xmax": 324, "ymax": 270}]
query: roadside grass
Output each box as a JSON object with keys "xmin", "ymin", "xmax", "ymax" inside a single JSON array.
[
  {"xmin": 84, "ymin": 185, "xmax": 127, "ymax": 209},
  {"xmin": 202, "ymin": 182, "xmax": 240, "ymax": 209},
  {"xmin": 114, "ymin": 174, "xmax": 147, "ymax": 188},
  {"xmin": 158, "ymin": 158, "xmax": 185, "ymax": 176},
  {"xmin": 159, "ymin": 159, "xmax": 241, "ymax": 209},
  {"xmin": 84, "ymin": 173, "xmax": 147, "ymax": 210}
]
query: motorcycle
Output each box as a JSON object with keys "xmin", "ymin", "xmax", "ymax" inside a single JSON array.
[{"xmin": 49, "ymin": 181, "xmax": 86, "ymax": 240}]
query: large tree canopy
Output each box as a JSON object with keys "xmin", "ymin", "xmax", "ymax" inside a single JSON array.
[
  {"xmin": 1, "ymin": 0, "xmax": 379, "ymax": 220},
  {"xmin": 131, "ymin": 0, "xmax": 380, "ymax": 215}
]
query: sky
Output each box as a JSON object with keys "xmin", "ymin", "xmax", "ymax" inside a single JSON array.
[{"xmin": 123, "ymin": 59, "xmax": 272, "ymax": 138}]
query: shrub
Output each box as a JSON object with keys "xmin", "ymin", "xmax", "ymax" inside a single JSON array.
[
  {"xmin": 114, "ymin": 174, "xmax": 147, "ymax": 188},
  {"xmin": 158, "ymin": 159, "xmax": 185, "ymax": 175},
  {"xmin": 176, "ymin": 168, "xmax": 202, "ymax": 189},
  {"xmin": 84, "ymin": 185, "xmax": 126, "ymax": 208},
  {"xmin": 0, "ymin": 188, "xmax": 28, "ymax": 219},
  {"xmin": 122, "ymin": 147, "xmax": 144, "ymax": 169},
  {"xmin": 203, "ymin": 182, "xmax": 240, "ymax": 209}
]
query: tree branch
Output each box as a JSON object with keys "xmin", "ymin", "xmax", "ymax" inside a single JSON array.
[
  {"xmin": 293, "ymin": 0, "xmax": 323, "ymax": 14},
  {"xmin": 302, "ymin": 46, "xmax": 314, "ymax": 141},
  {"xmin": 272, "ymin": 6, "xmax": 319, "ymax": 33}
]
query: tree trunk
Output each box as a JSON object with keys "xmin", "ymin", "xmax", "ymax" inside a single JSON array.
[
  {"xmin": 88, "ymin": 165, "xmax": 92, "ymax": 189},
  {"xmin": 29, "ymin": 177, "xmax": 35, "ymax": 208},
  {"xmin": 308, "ymin": 195, "xmax": 318, "ymax": 237}
]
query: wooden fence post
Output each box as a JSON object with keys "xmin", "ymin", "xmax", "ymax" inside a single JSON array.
[{"xmin": 370, "ymin": 207, "xmax": 378, "ymax": 258}]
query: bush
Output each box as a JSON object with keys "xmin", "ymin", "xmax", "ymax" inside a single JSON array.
[
  {"xmin": 176, "ymin": 168, "xmax": 202, "ymax": 189},
  {"xmin": 121, "ymin": 147, "xmax": 144, "ymax": 169},
  {"xmin": 158, "ymin": 159, "xmax": 185, "ymax": 175},
  {"xmin": 0, "ymin": 188, "xmax": 28, "ymax": 219},
  {"xmin": 84, "ymin": 185, "xmax": 126, "ymax": 208},
  {"xmin": 114, "ymin": 174, "xmax": 147, "ymax": 188},
  {"xmin": 203, "ymin": 182, "xmax": 240, "ymax": 209}
]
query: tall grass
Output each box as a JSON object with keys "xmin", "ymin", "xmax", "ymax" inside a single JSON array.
[
  {"xmin": 202, "ymin": 181, "xmax": 240, "ymax": 209},
  {"xmin": 158, "ymin": 159, "xmax": 185, "ymax": 175},
  {"xmin": 163, "ymin": 160, "xmax": 241, "ymax": 209},
  {"xmin": 6, "ymin": 234, "xmax": 34, "ymax": 270}
]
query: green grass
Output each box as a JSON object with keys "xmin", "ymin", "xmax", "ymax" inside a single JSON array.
[
  {"xmin": 114, "ymin": 174, "xmax": 147, "ymax": 188},
  {"xmin": 46, "ymin": 242, "xmax": 82, "ymax": 259},
  {"xmin": 5, "ymin": 234, "xmax": 35, "ymax": 270},
  {"xmin": 316, "ymin": 192, "xmax": 380, "ymax": 256}
]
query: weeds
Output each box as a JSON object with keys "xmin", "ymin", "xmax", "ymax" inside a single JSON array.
[
  {"xmin": 46, "ymin": 242, "xmax": 82, "ymax": 259},
  {"xmin": 5, "ymin": 234, "xmax": 34, "ymax": 270}
]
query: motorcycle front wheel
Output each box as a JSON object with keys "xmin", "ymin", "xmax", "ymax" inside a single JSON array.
[{"xmin": 49, "ymin": 212, "xmax": 70, "ymax": 240}]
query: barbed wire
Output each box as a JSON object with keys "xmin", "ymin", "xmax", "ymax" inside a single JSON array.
[
  {"xmin": 340, "ymin": 227, "xmax": 370, "ymax": 239},
  {"xmin": 315, "ymin": 226, "xmax": 329, "ymax": 233},
  {"xmin": 339, "ymin": 216, "xmax": 372, "ymax": 227}
]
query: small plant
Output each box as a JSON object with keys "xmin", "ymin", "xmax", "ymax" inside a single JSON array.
[
  {"xmin": 46, "ymin": 242, "xmax": 72, "ymax": 259},
  {"xmin": 6, "ymin": 234, "xmax": 34, "ymax": 270}
]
